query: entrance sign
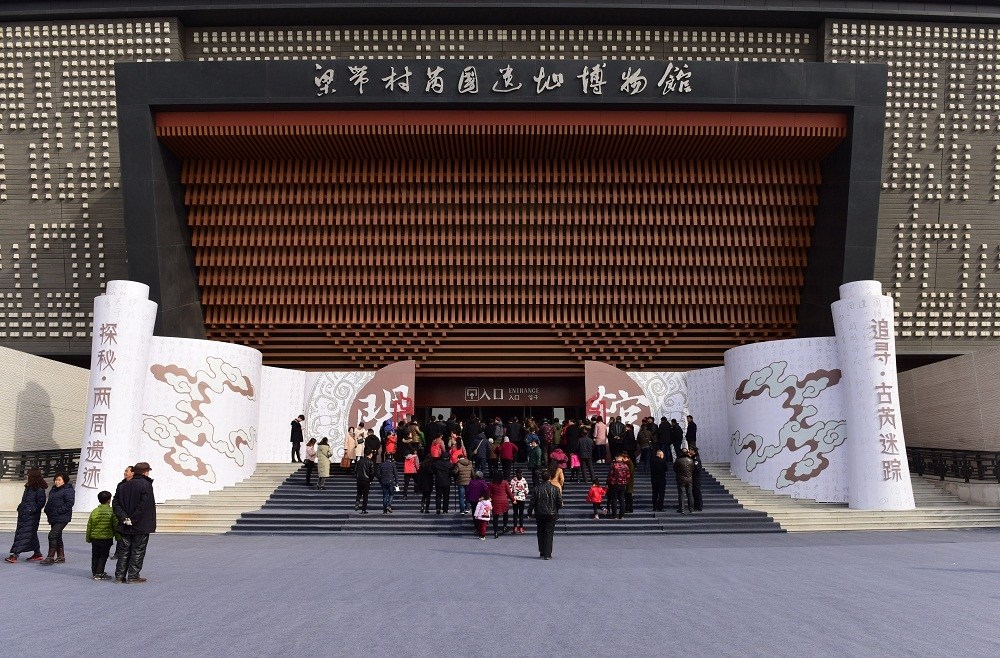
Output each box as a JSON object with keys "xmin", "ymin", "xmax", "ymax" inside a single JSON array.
[
  {"xmin": 312, "ymin": 59, "xmax": 692, "ymax": 102},
  {"xmin": 419, "ymin": 378, "xmax": 582, "ymax": 407}
]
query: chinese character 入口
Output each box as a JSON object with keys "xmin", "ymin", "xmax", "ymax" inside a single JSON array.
[
  {"xmin": 425, "ymin": 66, "xmax": 445, "ymax": 94},
  {"xmin": 656, "ymin": 63, "xmax": 692, "ymax": 95},
  {"xmin": 877, "ymin": 406, "xmax": 897, "ymax": 429},
  {"xmin": 382, "ymin": 66, "xmax": 412, "ymax": 92},
  {"xmin": 458, "ymin": 66, "xmax": 479, "ymax": 94},
  {"xmin": 84, "ymin": 439, "xmax": 104, "ymax": 463},
  {"xmin": 93, "ymin": 386, "xmax": 111, "ymax": 408},
  {"xmin": 348, "ymin": 65, "xmax": 369, "ymax": 94},
  {"xmin": 98, "ymin": 322, "xmax": 118, "ymax": 346},
  {"xmin": 577, "ymin": 63, "xmax": 607, "ymax": 95},
  {"xmin": 314, "ymin": 64, "xmax": 336, "ymax": 96},
  {"xmin": 533, "ymin": 66, "xmax": 565, "ymax": 94},
  {"xmin": 96, "ymin": 349, "xmax": 116, "ymax": 372},
  {"xmin": 620, "ymin": 67, "xmax": 647, "ymax": 95},
  {"xmin": 870, "ymin": 318, "xmax": 890, "ymax": 340},
  {"xmin": 90, "ymin": 413, "xmax": 108, "ymax": 435},
  {"xmin": 879, "ymin": 433, "xmax": 900, "ymax": 455},
  {"xmin": 80, "ymin": 466, "xmax": 101, "ymax": 490},
  {"xmin": 875, "ymin": 383, "xmax": 894, "ymax": 405},
  {"xmin": 492, "ymin": 65, "xmax": 522, "ymax": 93},
  {"xmin": 881, "ymin": 459, "xmax": 903, "ymax": 482}
]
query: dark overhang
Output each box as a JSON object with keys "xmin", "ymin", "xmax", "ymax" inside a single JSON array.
[{"xmin": 3, "ymin": 1, "xmax": 1000, "ymax": 28}]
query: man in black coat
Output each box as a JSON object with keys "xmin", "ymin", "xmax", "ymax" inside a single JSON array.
[
  {"xmin": 607, "ymin": 416, "xmax": 625, "ymax": 458},
  {"xmin": 112, "ymin": 461, "xmax": 156, "ymax": 584},
  {"xmin": 532, "ymin": 471, "xmax": 563, "ymax": 560},
  {"xmin": 656, "ymin": 417, "xmax": 672, "ymax": 455},
  {"xmin": 424, "ymin": 416, "xmax": 444, "ymax": 444},
  {"xmin": 674, "ymin": 450, "xmax": 695, "ymax": 514},
  {"xmin": 564, "ymin": 419, "xmax": 582, "ymax": 459},
  {"xmin": 355, "ymin": 454, "xmax": 375, "ymax": 513},
  {"xmin": 416, "ymin": 457, "xmax": 435, "ymax": 513},
  {"xmin": 669, "ymin": 419, "xmax": 684, "ymax": 460},
  {"xmin": 507, "ymin": 417, "xmax": 525, "ymax": 456},
  {"xmin": 461, "ymin": 416, "xmax": 481, "ymax": 455},
  {"xmin": 576, "ymin": 432, "xmax": 595, "ymax": 484},
  {"xmin": 685, "ymin": 415, "xmax": 698, "ymax": 450},
  {"xmin": 446, "ymin": 414, "xmax": 462, "ymax": 440},
  {"xmin": 649, "ymin": 450, "xmax": 669, "ymax": 512},
  {"xmin": 112, "ymin": 465, "xmax": 133, "ymax": 559},
  {"xmin": 363, "ymin": 430, "xmax": 380, "ymax": 459},
  {"xmin": 431, "ymin": 456, "xmax": 454, "ymax": 514},
  {"xmin": 691, "ymin": 447, "xmax": 703, "ymax": 512},
  {"xmin": 290, "ymin": 414, "xmax": 305, "ymax": 463}
]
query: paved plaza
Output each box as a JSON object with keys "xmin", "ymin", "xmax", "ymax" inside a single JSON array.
[{"xmin": 3, "ymin": 529, "xmax": 998, "ymax": 656}]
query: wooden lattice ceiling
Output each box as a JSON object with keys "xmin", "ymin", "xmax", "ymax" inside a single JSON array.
[{"xmin": 156, "ymin": 110, "xmax": 846, "ymax": 375}]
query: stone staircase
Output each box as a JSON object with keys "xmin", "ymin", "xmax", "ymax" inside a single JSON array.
[
  {"xmin": 707, "ymin": 463, "xmax": 1000, "ymax": 532},
  {"xmin": 0, "ymin": 463, "xmax": 299, "ymax": 535},
  {"xmin": 229, "ymin": 461, "xmax": 784, "ymax": 536}
]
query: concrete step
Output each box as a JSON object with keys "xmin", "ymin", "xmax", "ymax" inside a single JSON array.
[
  {"xmin": 228, "ymin": 465, "xmax": 784, "ymax": 536},
  {"xmin": 705, "ymin": 463, "xmax": 1000, "ymax": 532},
  {"xmin": 0, "ymin": 463, "xmax": 301, "ymax": 534}
]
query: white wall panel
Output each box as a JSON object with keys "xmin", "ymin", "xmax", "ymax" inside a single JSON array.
[
  {"xmin": 725, "ymin": 337, "xmax": 848, "ymax": 503},
  {"xmin": 257, "ymin": 366, "xmax": 307, "ymax": 464},
  {"xmin": 138, "ymin": 337, "xmax": 262, "ymax": 502},
  {"xmin": 685, "ymin": 366, "xmax": 728, "ymax": 463}
]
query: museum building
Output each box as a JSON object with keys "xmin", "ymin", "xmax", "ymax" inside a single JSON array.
[{"xmin": 2, "ymin": 1, "xmax": 1000, "ymax": 413}]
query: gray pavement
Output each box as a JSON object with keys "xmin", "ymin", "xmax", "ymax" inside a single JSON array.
[{"xmin": 2, "ymin": 530, "xmax": 999, "ymax": 657}]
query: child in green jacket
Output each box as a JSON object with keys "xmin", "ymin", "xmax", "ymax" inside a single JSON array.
[{"xmin": 85, "ymin": 490, "xmax": 119, "ymax": 581}]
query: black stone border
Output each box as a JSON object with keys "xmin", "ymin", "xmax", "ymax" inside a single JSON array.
[
  {"xmin": 115, "ymin": 59, "xmax": 886, "ymax": 339},
  {"xmin": 6, "ymin": 1, "xmax": 1000, "ymax": 26}
]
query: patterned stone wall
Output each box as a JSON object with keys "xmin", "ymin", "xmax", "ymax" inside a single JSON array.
[
  {"xmin": 826, "ymin": 20, "xmax": 1000, "ymax": 350},
  {"xmin": 0, "ymin": 19, "xmax": 181, "ymax": 354},
  {"xmin": 185, "ymin": 25, "xmax": 815, "ymax": 62},
  {"xmin": 4, "ymin": 14, "xmax": 1000, "ymax": 360}
]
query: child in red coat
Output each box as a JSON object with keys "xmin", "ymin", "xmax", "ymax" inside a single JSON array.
[{"xmin": 586, "ymin": 480, "xmax": 607, "ymax": 520}]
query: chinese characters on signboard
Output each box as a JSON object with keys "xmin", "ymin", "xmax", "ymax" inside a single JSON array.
[
  {"xmin": 354, "ymin": 386, "xmax": 413, "ymax": 430},
  {"xmin": 82, "ymin": 322, "xmax": 119, "ymax": 490},
  {"xmin": 464, "ymin": 386, "xmax": 542, "ymax": 403},
  {"xmin": 313, "ymin": 61, "xmax": 693, "ymax": 99},
  {"xmin": 586, "ymin": 387, "xmax": 649, "ymax": 428},
  {"xmin": 870, "ymin": 318, "xmax": 903, "ymax": 483}
]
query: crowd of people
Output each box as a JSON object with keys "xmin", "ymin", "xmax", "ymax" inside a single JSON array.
[
  {"xmin": 294, "ymin": 412, "xmax": 704, "ymax": 559},
  {"xmin": 5, "ymin": 462, "xmax": 157, "ymax": 583}
]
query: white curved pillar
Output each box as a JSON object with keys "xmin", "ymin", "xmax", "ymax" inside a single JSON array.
[
  {"xmin": 832, "ymin": 280, "xmax": 915, "ymax": 510},
  {"xmin": 74, "ymin": 281, "xmax": 157, "ymax": 510}
]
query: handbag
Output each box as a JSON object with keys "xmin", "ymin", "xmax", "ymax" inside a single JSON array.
[
  {"xmin": 570, "ymin": 454, "xmax": 581, "ymax": 468},
  {"xmin": 340, "ymin": 456, "xmax": 351, "ymax": 469}
]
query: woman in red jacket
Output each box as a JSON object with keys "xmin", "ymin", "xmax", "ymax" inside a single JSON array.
[
  {"xmin": 449, "ymin": 440, "xmax": 467, "ymax": 465},
  {"xmin": 487, "ymin": 471, "xmax": 514, "ymax": 538},
  {"xmin": 498, "ymin": 437, "xmax": 518, "ymax": 480},
  {"xmin": 402, "ymin": 450, "xmax": 420, "ymax": 499},
  {"xmin": 430, "ymin": 436, "xmax": 446, "ymax": 459}
]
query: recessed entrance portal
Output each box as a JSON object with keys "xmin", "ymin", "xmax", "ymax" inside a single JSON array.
[
  {"xmin": 154, "ymin": 108, "xmax": 846, "ymax": 374},
  {"xmin": 118, "ymin": 59, "xmax": 885, "ymax": 379}
]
